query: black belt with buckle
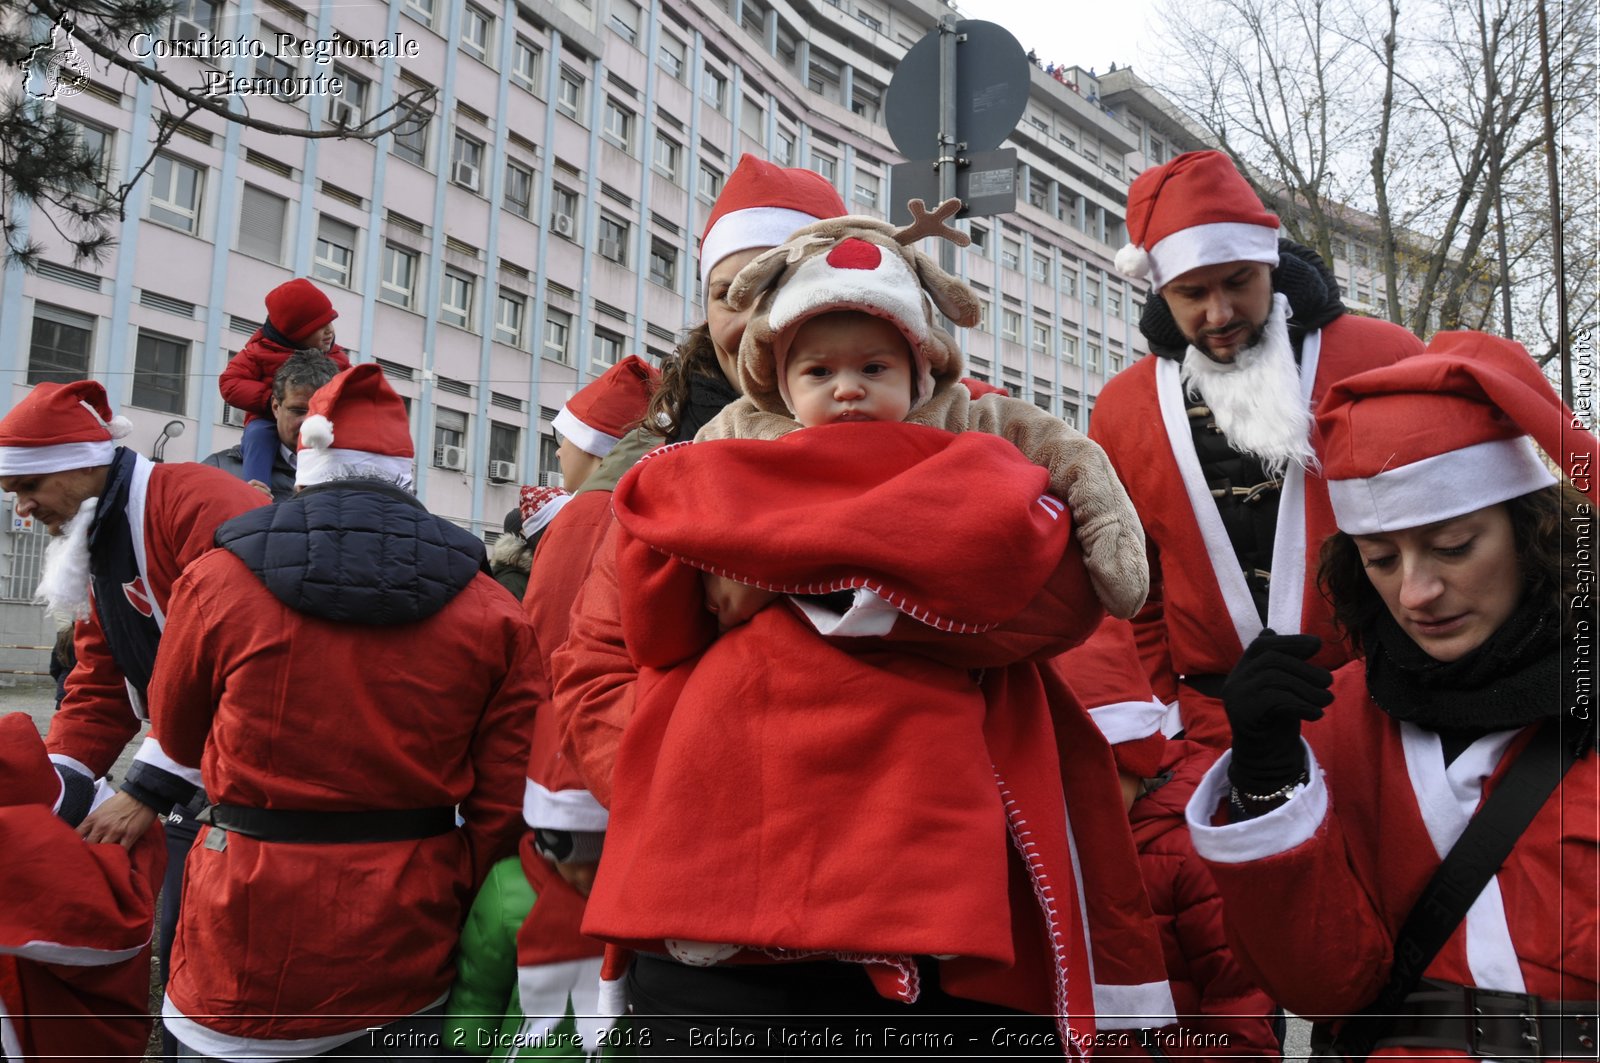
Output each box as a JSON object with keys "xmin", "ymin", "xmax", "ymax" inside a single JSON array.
[
  {"xmin": 1314, "ymin": 980, "xmax": 1599, "ymax": 1060},
  {"xmin": 198, "ymin": 804, "xmax": 457, "ymax": 844}
]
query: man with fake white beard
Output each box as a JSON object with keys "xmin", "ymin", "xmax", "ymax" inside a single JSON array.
[
  {"xmin": 1088, "ymin": 150, "xmax": 1424, "ymax": 749},
  {"xmin": 0, "ymin": 381, "xmax": 265, "ymax": 839}
]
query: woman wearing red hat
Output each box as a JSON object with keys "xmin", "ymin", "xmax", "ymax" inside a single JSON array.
[
  {"xmin": 1185, "ymin": 332, "xmax": 1597, "ymax": 1059},
  {"xmin": 218, "ymin": 277, "xmax": 352, "ymax": 490},
  {"xmin": 490, "ymin": 155, "xmax": 850, "ymax": 1058}
]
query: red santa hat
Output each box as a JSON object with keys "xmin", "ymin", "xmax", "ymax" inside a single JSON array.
[
  {"xmin": 518, "ymin": 484, "xmax": 573, "ymax": 538},
  {"xmin": 1317, "ymin": 331, "xmax": 1593, "ymax": 534},
  {"xmin": 552, "ymin": 355, "xmax": 659, "ymax": 459},
  {"xmin": 265, "ymin": 278, "xmax": 338, "ymax": 345},
  {"xmin": 0, "ymin": 380, "xmax": 133, "ymax": 477},
  {"xmin": 767, "ymin": 237, "xmax": 941, "ymax": 411},
  {"xmin": 699, "ymin": 154, "xmax": 847, "ymax": 284},
  {"xmin": 0, "ymin": 712, "xmax": 62, "ymax": 809},
  {"xmin": 295, "ymin": 363, "xmax": 415, "ymax": 488},
  {"xmin": 1114, "ymin": 150, "xmax": 1280, "ymax": 291}
]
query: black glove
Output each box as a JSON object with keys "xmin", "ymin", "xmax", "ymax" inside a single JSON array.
[{"xmin": 1223, "ymin": 629, "xmax": 1333, "ymax": 796}]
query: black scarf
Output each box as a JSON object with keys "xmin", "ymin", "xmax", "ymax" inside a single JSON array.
[
  {"xmin": 87, "ymin": 447, "xmax": 162, "ymax": 714},
  {"xmin": 260, "ymin": 321, "xmax": 300, "ymax": 349},
  {"xmin": 1361, "ymin": 593, "xmax": 1568, "ymax": 740},
  {"xmin": 671, "ymin": 371, "xmax": 740, "ymax": 444}
]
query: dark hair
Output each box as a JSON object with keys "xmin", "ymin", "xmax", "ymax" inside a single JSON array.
[
  {"xmin": 1317, "ymin": 482, "xmax": 1588, "ymax": 654},
  {"xmin": 273, "ymin": 350, "xmax": 340, "ymax": 402},
  {"xmin": 644, "ymin": 323, "xmax": 722, "ymax": 440}
]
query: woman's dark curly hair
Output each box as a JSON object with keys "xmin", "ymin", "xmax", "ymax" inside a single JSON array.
[
  {"xmin": 644, "ymin": 323, "xmax": 722, "ymax": 441},
  {"xmin": 1317, "ymin": 481, "xmax": 1589, "ymax": 656}
]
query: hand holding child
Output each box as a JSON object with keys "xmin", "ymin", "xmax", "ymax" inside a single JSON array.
[{"xmin": 702, "ymin": 574, "xmax": 779, "ymax": 631}]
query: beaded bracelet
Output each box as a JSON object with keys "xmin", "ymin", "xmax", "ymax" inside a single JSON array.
[{"xmin": 1228, "ymin": 771, "xmax": 1309, "ymax": 820}]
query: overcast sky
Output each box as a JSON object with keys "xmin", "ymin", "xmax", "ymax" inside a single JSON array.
[{"xmin": 956, "ymin": 0, "xmax": 1161, "ymax": 80}]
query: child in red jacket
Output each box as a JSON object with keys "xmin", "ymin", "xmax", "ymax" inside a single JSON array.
[{"xmin": 219, "ymin": 278, "xmax": 351, "ymax": 487}]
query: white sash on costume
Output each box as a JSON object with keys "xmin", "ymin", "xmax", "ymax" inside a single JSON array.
[{"xmin": 1153, "ymin": 328, "xmax": 1321, "ymax": 648}]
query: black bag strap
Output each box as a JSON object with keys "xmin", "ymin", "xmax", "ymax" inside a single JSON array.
[{"xmin": 1329, "ymin": 721, "xmax": 1580, "ymax": 1060}]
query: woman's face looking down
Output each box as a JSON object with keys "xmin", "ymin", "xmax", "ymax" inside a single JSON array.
[{"xmin": 704, "ymin": 247, "xmax": 770, "ymax": 388}]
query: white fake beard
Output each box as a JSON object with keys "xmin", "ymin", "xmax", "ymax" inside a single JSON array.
[
  {"xmin": 35, "ymin": 496, "xmax": 96, "ymax": 622},
  {"xmin": 1180, "ymin": 293, "xmax": 1316, "ymax": 479}
]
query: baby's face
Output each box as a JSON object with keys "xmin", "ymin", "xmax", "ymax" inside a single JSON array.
[{"xmin": 785, "ymin": 313, "xmax": 914, "ymax": 428}]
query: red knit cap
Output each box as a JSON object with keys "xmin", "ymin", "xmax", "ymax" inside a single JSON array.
[
  {"xmin": 266, "ymin": 278, "xmax": 339, "ymax": 345},
  {"xmin": 1317, "ymin": 331, "xmax": 1593, "ymax": 534},
  {"xmin": 295, "ymin": 363, "xmax": 415, "ymax": 487},
  {"xmin": 553, "ymin": 355, "xmax": 660, "ymax": 458},
  {"xmin": 0, "ymin": 380, "xmax": 133, "ymax": 476},
  {"xmin": 699, "ymin": 154, "xmax": 847, "ymax": 284},
  {"xmin": 1115, "ymin": 150, "xmax": 1280, "ymax": 290},
  {"xmin": 0, "ymin": 713, "xmax": 62, "ymax": 809},
  {"xmin": 518, "ymin": 484, "xmax": 573, "ymax": 537}
]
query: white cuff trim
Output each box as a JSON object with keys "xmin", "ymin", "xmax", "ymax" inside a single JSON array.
[
  {"xmin": 789, "ymin": 587, "xmax": 900, "ymax": 637},
  {"xmin": 132, "ymin": 736, "xmax": 203, "ymax": 787},
  {"xmin": 1092, "ymin": 979, "xmax": 1178, "ymax": 1029},
  {"xmin": 1089, "ymin": 698, "xmax": 1168, "ymax": 745},
  {"xmin": 523, "ymin": 779, "xmax": 610, "ymax": 832},
  {"xmin": 163, "ymin": 992, "xmax": 447, "ymax": 1060},
  {"xmin": 2, "ymin": 935, "xmax": 147, "ymax": 967},
  {"xmin": 1185, "ymin": 742, "xmax": 1328, "ymax": 864}
]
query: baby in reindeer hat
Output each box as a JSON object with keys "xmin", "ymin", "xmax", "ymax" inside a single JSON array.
[
  {"xmin": 576, "ymin": 204, "xmax": 1171, "ymax": 1053},
  {"xmin": 697, "ymin": 199, "xmax": 1147, "ymax": 620}
]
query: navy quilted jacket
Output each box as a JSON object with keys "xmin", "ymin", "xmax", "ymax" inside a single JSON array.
[{"xmin": 215, "ymin": 481, "xmax": 489, "ymax": 624}]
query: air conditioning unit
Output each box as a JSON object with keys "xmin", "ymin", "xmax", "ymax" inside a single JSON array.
[
  {"xmin": 550, "ymin": 213, "xmax": 576, "ymax": 238},
  {"xmin": 221, "ymin": 405, "xmax": 247, "ymax": 428},
  {"xmin": 452, "ymin": 161, "xmax": 480, "ymax": 190},
  {"xmin": 329, "ymin": 99, "xmax": 359, "ymax": 127},
  {"xmin": 598, "ymin": 238, "xmax": 622, "ymax": 262},
  {"xmin": 538, "ymin": 470, "xmax": 563, "ymax": 488},
  {"xmin": 487, "ymin": 459, "xmax": 517, "ymax": 483},
  {"xmin": 434, "ymin": 444, "xmax": 466, "ymax": 471}
]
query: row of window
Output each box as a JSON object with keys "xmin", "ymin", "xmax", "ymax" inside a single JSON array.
[{"xmin": 24, "ymin": 292, "xmax": 627, "ymax": 416}]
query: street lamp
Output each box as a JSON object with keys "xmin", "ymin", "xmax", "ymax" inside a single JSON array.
[{"xmin": 152, "ymin": 420, "xmax": 185, "ymax": 463}]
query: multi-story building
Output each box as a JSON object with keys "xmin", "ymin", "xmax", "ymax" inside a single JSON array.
[{"xmin": 1, "ymin": 0, "xmax": 1163, "ymax": 648}]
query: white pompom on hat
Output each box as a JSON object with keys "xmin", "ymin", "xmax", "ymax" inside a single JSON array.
[
  {"xmin": 0, "ymin": 380, "xmax": 134, "ymax": 476},
  {"xmin": 1116, "ymin": 150, "xmax": 1281, "ymax": 290},
  {"xmin": 295, "ymin": 363, "xmax": 416, "ymax": 488}
]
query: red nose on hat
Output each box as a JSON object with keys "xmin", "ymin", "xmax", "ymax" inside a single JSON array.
[
  {"xmin": 1317, "ymin": 330, "xmax": 1591, "ymax": 534},
  {"xmin": 266, "ymin": 278, "xmax": 338, "ymax": 345},
  {"xmin": 0, "ymin": 713, "xmax": 61, "ymax": 809},
  {"xmin": 827, "ymin": 239, "xmax": 883, "ymax": 270}
]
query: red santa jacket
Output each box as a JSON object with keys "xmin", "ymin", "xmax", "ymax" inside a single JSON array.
[
  {"xmin": 1113, "ymin": 739, "xmax": 1281, "ymax": 1058},
  {"xmin": 49, "ymin": 457, "xmax": 266, "ymax": 791},
  {"xmin": 1088, "ymin": 314, "xmax": 1423, "ymax": 747},
  {"xmin": 149, "ymin": 514, "xmax": 536, "ymax": 1057},
  {"xmin": 218, "ymin": 330, "xmax": 351, "ymax": 419},
  {"xmin": 0, "ymin": 803, "xmax": 165, "ymax": 1061},
  {"xmin": 1188, "ymin": 666, "xmax": 1597, "ymax": 1055}
]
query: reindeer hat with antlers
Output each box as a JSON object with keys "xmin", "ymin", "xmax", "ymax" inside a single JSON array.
[{"xmin": 727, "ymin": 198, "xmax": 981, "ymax": 416}]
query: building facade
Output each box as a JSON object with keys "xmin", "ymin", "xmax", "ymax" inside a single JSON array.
[{"xmin": 1, "ymin": 0, "xmax": 1176, "ymax": 649}]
